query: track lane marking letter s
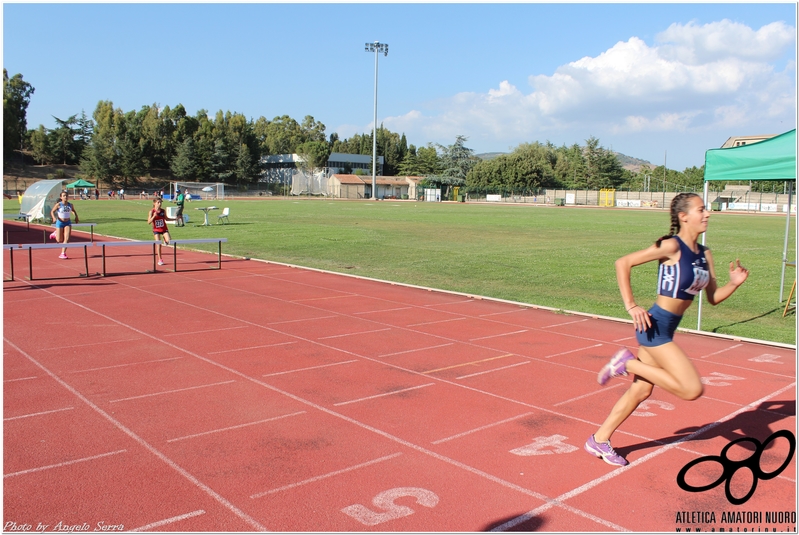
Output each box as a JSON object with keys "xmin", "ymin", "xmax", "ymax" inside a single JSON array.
[{"xmin": 342, "ymin": 487, "xmax": 439, "ymax": 526}]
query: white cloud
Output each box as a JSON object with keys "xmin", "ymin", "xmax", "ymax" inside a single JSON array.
[
  {"xmin": 656, "ymin": 20, "xmax": 796, "ymax": 64},
  {"xmin": 487, "ymin": 80, "xmax": 519, "ymax": 100},
  {"xmin": 381, "ymin": 19, "xmax": 796, "ymax": 163},
  {"xmin": 384, "ymin": 109, "xmax": 424, "ymax": 133},
  {"xmin": 618, "ymin": 112, "xmax": 700, "ymax": 133}
]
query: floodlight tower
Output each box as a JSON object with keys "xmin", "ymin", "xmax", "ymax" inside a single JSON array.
[{"xmin": 365, "ymin": 41, "xmax": 388, "ymax": 200}]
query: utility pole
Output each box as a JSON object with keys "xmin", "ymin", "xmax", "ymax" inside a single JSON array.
[{"xmin": 364, "ymin": 41, "xmax": 388, "ymax": 201}]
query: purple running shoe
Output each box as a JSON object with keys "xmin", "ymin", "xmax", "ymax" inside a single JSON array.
[
  {"xmin": 584, "ymin": 434, "xmax": 628, "ymax": 466},
  {"xmin": 598, "ymin": 348, "xmax": 636, "ymax": 385}
]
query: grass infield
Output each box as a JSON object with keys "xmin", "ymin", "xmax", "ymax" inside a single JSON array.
[{"xmin": 5, "ymin": 197, "xmax": 795, "ymax": 345}]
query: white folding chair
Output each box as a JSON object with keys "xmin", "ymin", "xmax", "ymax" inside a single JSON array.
[{"xmin": 217, "ymin": 207, "xmax": 230, "ymax": 224}]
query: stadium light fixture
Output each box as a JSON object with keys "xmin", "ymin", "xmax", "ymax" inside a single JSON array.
[{"xmin": 365, "ymin": 41, "xmax": 388, "ymax": 200}]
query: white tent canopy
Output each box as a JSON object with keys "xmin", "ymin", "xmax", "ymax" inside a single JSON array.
[{"xmin": 19, "ymin": 180, "xmax": 64, "ymax": 222}]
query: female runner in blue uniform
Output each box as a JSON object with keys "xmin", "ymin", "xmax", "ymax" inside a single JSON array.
[
  {"xmin": 49, "ymin": 190, "xmax": 79, "ymax": 259},
  {"xmin": 585, "ymin": 192, "xmax": 749, "ymax": 467}
]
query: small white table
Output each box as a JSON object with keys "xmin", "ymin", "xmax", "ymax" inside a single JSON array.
[{"xmin": 195, "ymin": 206, "xmax": 217, "ymax": 226}]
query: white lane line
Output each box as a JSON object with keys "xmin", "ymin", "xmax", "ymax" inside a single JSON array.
[
  {"xmin": 407, "ymin": 317, "xmax": 466, "ymax": 327},
  {"xmin": 333, "ymin": 383, "xmax": 435, "ymax": 406},
  {"xmin": 422, "ymin": 354, "xmax": 514, "ymax": 375},
  {"xmin": 4, "ymin": 449, "xmax": 127, "ymax": 478},
  {"xmin": 165, "ymin": 267, "xmax": 797, "ymax": 531},
  {"xmin": 20, "ymin": 279, "xmax": 635, "ymax": 533},
  {"xmin": 378, "ymin": 343, "xmax": 454, "ymax": 358},
  {"xmin": 25, "ymin": 273, "xmax": 783, "ymax": 533},
  {"xmin": 490, "ymin": 381, "xmax": 798, "ymax": 532},
  {"xmin": 167, "ymin": 411, "xmax": 307, "ymax": 443},
  {"xmin": 250, "ymin": 452, "xmax": 403, "ymax": 499},
  {"xmin": 208, "ymin": 341, "xmax": 297, "ymax": 354},
  {"xmin": 3, "ymin": 376, "xmax": 38, "ymax": 382},
  {"xmin": 542, "ymin": 318, "xmax": 589, "ymax": 329},
  {"xmin": 612, "ymin": 336, "xmax": 636, "ymax": 342},
  {"xmin": 469, "ymin": 329, "xmax": 528, "ymax": 341},
  {"xmin": 4, "ymin": 406, "xmax": 75, "ymax": 421},
  {"xmin": 552, "ymin": 383, "xmax": 624, "ymax": 407},
  {"xmin": 263, "ymin": 360, "xmax": 359, "ymax": 377},
  {"xmin": 432, "ymin": 412, "xmax": 536, "ymax": 444},
  {"xmin": 223, "ymin": 264, "xmax": 620, "ymax": 365},
  {"xmin": 69, "ymin": 357, "xmax": 183, "ymax": 374},
  {"xmin": 129, "ymin": 510, "xmax": 206, "ymax": 532},
  {"xmin": 699, "ymin": 358, "xmax": 795, "ymax": 378},
  {"xmin": 544, "ymin": 343, "xmax": 604, "ymax": 359},
  {"xmin": 700, "ymin": 395, "xmax": 795, "ymax": 420},
  {"xmin": 426, "ymin": 298, "xmax": 474, "ymax": 307},
  {"xmin": 164, "ymin": 325, "xmax": 249, "ymax": 336},
  {"xmin": 267, "ymin": 315, "xmax": 338, "ymax": 325},
  {"xmin": 317, "ymin": 327, "xmax": 391, "ymax": 340},
  {"xmin": 4, "ymin": 337, "xmax": 267, "ymax": 531},
  {"xmin": 109, "ymin": 380, "xmax": 236, "ymax": 404},
  {"xmin": 698, "ymin": 343, "xmax": 743, "ymax": 358},
  {"xmin": 36, "ymin": 338, "xmax": 141, "ymax": 351},
  {"xmin": 478, "ymin": 309, "xmax": 527, "ymax": 317},
  {"xmin": 701, "ymin": 395, "xmax": 743, "ymax": 406},
  {"xmin": 457, "ymin": 361, "xmax": 530, "ymax": 379},
  {"xmin": 353, "ymin": 306, "xmax": 413, "ymax": 315},
  {"xmin": 293, "ymin": 294, "xmax": 354, "ymax": 302}
]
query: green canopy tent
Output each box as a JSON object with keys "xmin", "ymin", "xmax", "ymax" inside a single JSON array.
[
  {"xmin": 65, "ymin": 178, "xmax": 96, "ymax": 197},
  {"xmin": 704, "ymin": 129, "xmax": 796, "ymax": 182},
  {"xmin": 65, "ymin": 178, "xmax": 95, "ymax": 188},
  {"xmin": 699, "ymin": 128, "xmax": 797, "ymax": 329}
]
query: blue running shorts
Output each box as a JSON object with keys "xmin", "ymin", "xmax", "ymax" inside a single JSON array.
[{"xmin": 636, "ymin": 303, "xmax": 683, "ymax": 347}]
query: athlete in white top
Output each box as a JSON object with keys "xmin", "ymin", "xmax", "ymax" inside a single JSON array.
[{"xmin": 49, "ymin": 190, "xmax": 80, "ymax": 259}]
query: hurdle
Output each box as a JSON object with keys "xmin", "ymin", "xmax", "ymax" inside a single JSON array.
[
  {"xmin": 99, "ymin": 241, "xmax": 158, "ymax": 277},
  {"xmin": 47, "ymin": 223, "xmax": 96, "ymax": 243},
  {"xmin": 99, "ymin": 239, "xmax": 227, "ymax": 275},
  {"xmin": 17, "ymin": 242, "xmax": 92, "ymax": 281},
  {"xmin": 170, "ymin": 238, "xmax": 228, "ymax": 272},
  {"xmin": 4, "ymin": 212, "xmax": 30, "ymax": 229},
  {"xmin": 3, "ymin": 244, "xmax": 17, "ymax": 281}
]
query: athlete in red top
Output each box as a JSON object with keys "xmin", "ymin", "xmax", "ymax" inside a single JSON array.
[{"xmin": 147, "ymin": 198, "xmax": 176, "ymax": 266}]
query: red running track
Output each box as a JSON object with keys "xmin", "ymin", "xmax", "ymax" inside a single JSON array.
[{"xmin": 3, "ymin": 222, "xmax": 796, "ymax": 532}]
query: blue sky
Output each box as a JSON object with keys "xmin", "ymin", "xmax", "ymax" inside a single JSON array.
[{"xmin": 3, "ymin": 3, "xmax": 796, "ymax": 170}]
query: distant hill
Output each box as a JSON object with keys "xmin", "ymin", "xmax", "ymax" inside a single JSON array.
[
  {"xmin": 475, "ymin": 152, "xmax": 506, "ymax": 161},
  {"xmin": 614, "ymin": 152, "xmax": 655, "ymax": 172}
]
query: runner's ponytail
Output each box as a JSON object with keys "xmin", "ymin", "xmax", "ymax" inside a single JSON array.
[{"xmin": 655, "ymin": 193, "xmax": 700, "ymax": 247}]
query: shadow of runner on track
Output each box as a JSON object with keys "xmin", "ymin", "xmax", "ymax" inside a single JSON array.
[
  {"xmin": 3, "ymin": 281, "xmax": 117, "ymax": 291},
  {"xmin": 482, "ymin": 513, "xmax": 546, "ymax": 532},
  {"xmin": 709, "ymin": 307, "xmax": 788, "ymax": 331},
  {"xmin": 615, "ymin": 399, "xmax": 796, "ymax": 459}
]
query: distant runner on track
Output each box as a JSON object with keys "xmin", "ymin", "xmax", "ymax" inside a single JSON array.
[{"xmin": 585, "ymin": 192, "xmax": 749, "ymax": 467}]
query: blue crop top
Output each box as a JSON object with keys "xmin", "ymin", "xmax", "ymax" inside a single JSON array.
[{"xmin": 657, "ymin": 236, "xmax": 710, "ymax": 301}]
